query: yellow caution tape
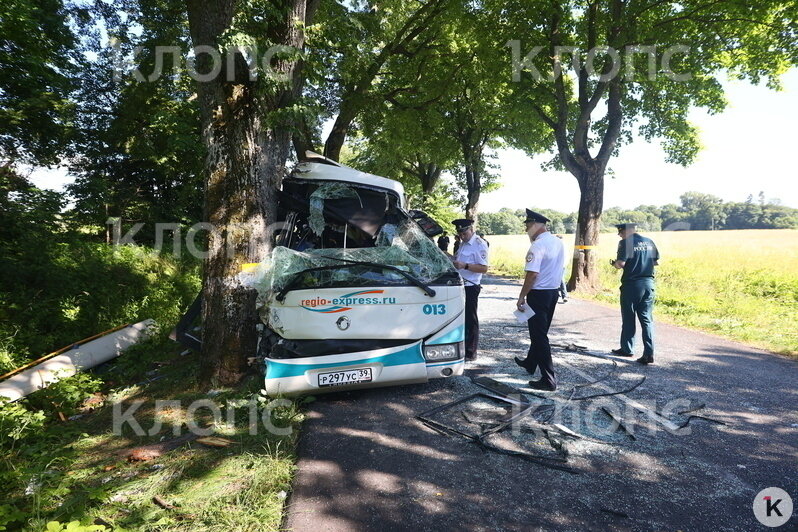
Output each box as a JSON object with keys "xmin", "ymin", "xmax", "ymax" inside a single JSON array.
[
  {"xmin": 241, "ymin": 262, "xmax": 260, "ymax": 272},
  {"xmin": 574, "ymin": 245, "xmax": 597, "ymax": 250}
]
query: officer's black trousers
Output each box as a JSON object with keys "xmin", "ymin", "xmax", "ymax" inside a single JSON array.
[
  {"xmin": 464, "ymin": 284, "xmax": 481, "ymax": 359},
  {"xmin": 525, "ymin": 289, "xmax": 560, "ymax": 387}
]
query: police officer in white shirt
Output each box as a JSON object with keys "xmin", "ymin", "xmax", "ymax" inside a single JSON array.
[
  {"xmin": 451, "ymin": 219, "xmax": 489, "ymax": 361},
  {"xmin": 514, "ymin": 209, "xmax": 566, "ymax": 391}
]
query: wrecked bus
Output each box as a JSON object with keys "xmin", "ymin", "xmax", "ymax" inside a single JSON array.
[{"xmin": 247, "ymin": 154, "xmax": 465, "ymax": 395}]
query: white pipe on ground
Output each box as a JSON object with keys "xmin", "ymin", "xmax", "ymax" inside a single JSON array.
[{"xmin": 0, "ymin": 319, "xmax": 155, "ymax": 402}]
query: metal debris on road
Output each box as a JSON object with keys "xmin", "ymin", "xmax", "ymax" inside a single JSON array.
[
  {"xmin": 571, "ymin": 375, "xmax": 646, "ymax": 401},
  {"xmin": 601, "ymin": 406, "xmax": 637, "ymax": 441}
]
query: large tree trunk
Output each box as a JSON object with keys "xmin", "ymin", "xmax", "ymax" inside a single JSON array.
[
  {"xmin": 567, "ymin": 168, "xmax": 604, "ymax": 292},
  {"xmin": 186, "ymin": 0, "xmax": 313, "ymax": 386},
  {"xmin": 464, "ymin": 174, "xmax": 480, "ymax": 222},
  {"xmin": 461, "ymin": 137, "xmax": 484, "ymax": 224}
]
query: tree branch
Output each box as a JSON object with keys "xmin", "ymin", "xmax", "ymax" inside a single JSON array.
[{"xmin": 596, "ymin": 76, "xmax": 622, "ymax": 168}]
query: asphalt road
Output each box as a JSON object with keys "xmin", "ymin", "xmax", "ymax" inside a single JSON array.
[{"xmin": 283, "ymin": 275, "xmax": 798, "ymax": 532}]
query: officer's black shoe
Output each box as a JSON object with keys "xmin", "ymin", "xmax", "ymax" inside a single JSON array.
[
  {"xmin": 636, "ymin": 355, "xmax": 654, "ymax": 365},
  {"xmin": 611, "ymin": 349, "xmax": 634, "ymax": 357},
  {"xmin": 514, "ymin": 357, "xmax": 535, "ymax": 373},
  {"xmin": 465, "ymin": 354, "xmax": 477, "ymax": 361},
  {"xmin": 528, "ymin": 379, "xmax": 556, "ymax": 392}
]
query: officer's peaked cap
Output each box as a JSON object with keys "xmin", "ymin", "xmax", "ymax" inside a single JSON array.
[
  {"xmin": 524, "ymin": 209, "xmax": 550, "ymax": 224},
  {"xmin": 452, "ymin": 219, "xmax": 474, "ymax": 231}
]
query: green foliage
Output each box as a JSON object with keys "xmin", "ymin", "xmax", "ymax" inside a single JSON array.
[
  {"xmin": 602, "ymin": 207, "xmax": 662, "ymax": 232},
  {"xmin": 495, "ymin": 0, "xmax": 797, "ymax": 168},
  {"xmin": 44, "ymin": 520, "xmax": 106, "ymax": 532},
  {"xmin": 0, "ymin": 0, "xmax": 78, "ymax": 165},
  {"xmin": 0, "ymin": 343, "xmax": 306, "ymax": 531},
  {"xmin": 66, "ymin": 1, "xmax": 204, "ymax": 235},
  {"xmin": 26, "ymin": 373, "xmax": 104, "ymax": 417},
  {"xmin": 0, "ymin": 236, "xmax": 200, "ymax": 367},
  {"xmin": 0, "ymin": 168, "xmax": 200, "ymax": 368},
  {"xmin": 479, "ymin": 192, "xmax": 798, "ymax": 237},
  {"xmin": 479, "ymin": 209, "xmax": 525, "ymax": 235},
  {"xmin": 0, "ymin": 399, "xmax": 47, "ymax": 448}
]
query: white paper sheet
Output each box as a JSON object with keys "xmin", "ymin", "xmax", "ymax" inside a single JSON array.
[{"xmin": 513, "ymin": 302, "xmax": 535, "ymax": 323}]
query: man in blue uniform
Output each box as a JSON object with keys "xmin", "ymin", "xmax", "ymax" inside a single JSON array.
[
  {"xmin": 514, "ymin": 209, "xmax": 566, "ymax": 391},
  {"xmin": 452, "ymin": 219, "xmax": 489, "ymax": 361},
  {"xmin": 610, "ymin": 223, "xmax": 659, "ymax": 364}
]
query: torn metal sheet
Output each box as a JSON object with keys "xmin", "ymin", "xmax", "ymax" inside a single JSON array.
[
  {"xmin": 547, "ymin": 424, "xmax": 623, "ymax": 446},
  {"xmin": 471, "ymin": 376, "xmax": 530, "ymax": 402},
  {"xmin": 572, "ymin": 376, "xmax": 646, "ymax": 401},
  {"xmin": 0, "ymin": 320, "xmax": 155, "ymax": 402},
  {"xmin": 601, "ymin": 407, "xmax": 637, "ymax": 441}
]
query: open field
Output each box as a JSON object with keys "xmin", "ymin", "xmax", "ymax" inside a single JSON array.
[{"xmin": 487, "ymin": 229, "xmax": 798, "ymax": 355}]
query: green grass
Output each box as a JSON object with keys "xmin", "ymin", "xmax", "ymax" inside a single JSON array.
[
  {"xmin": 1, "ymin": 336, "xmax": 305, "ymax": 532},
  {"xmin": 487, "ymin": 229, "xmax": 798, "ymax": 356},
  {"xmin": 0, "ymin": 241, "xmax": 201, "ymax": 373}
]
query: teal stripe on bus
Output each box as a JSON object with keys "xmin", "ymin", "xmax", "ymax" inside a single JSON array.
[
  {"xmin": 427, "ymin": 325, "xmax": 465, "ymax": 345},
  {"xmin": 265, "ymin": 343, "xmax": 424, "ymax": 379}
]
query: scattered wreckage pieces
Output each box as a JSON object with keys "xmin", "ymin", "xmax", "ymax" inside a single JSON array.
[
  {"xmin": 472, "ymin": 376, "xmax": 529, "ymax": 401},
  {"xmin": 416, "ymin": 393, "xmax": 490, "ymax": 440},
  {"xmin": 674, "ymin": 404, "xmax": 728, "ymax": 430},
  {"xmin": 417, "ymin": 390, "xmax": 579, "ymax": 474},
  {"xmin": 571, "ymin": 376, "xmax": 646, "ymax": 401},
  {"xmin": 600, "ymin": 407, "xmax": 637, "ymax": 441},
  {"xmin": 677, "ymin": 414, "xmax": 727, "ymax": 430},
  {"xmin": 547, "ymin": 423, "xmax": 624, "ymax": 446},
  {"xmin": 474, "ymin": 433, "xmax": 578, "ymax": 474},
  {"xmin": 550, "ymin": 342, "xmax": 588, "ymax": 352}
]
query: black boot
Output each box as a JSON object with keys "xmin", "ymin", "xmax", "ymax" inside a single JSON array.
[{"xmin": 528, "ymin": 379, "xmax": 556, "ymax": 392}]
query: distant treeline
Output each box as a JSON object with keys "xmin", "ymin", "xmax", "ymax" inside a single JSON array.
[{"xmin": 479, "ymin": 192, "xmax": 798, "ymax": 235}]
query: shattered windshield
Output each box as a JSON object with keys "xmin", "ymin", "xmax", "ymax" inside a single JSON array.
[
  {"xmin": 257, "ymin": 220, "xmax": 456, "ymax": 295},
  {"xmin": 251, "ymin": 180, "xmax": 458, "ymax": 297}
]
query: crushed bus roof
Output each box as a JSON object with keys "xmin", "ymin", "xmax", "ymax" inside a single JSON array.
[{"xmin": 291, "ymin": 159, "xmax": 405, "ymax": 206}]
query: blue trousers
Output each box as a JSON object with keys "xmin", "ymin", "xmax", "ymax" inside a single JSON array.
[{"xmin": 620, "ymin": 281, "xmax": 655, "ymax": 356}]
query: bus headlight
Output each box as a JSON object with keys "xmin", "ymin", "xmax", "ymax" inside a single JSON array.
[{"xmin": 423, "ymin": 343, "xmax": 459, "ymax": 361}]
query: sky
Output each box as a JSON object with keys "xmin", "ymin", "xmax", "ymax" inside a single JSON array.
[
  {"xmin": 479, "ymin": 69, "xmax": 798, "ymax": 213},
  {"xmin": 29, "ymin": 69, "xmax": 798, "ymax": 212}
]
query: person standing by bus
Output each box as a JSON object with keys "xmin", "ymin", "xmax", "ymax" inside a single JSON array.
[
  {"xmin": 451, "ymin": 219, "xmax": 489, "ymax": 361},
  {"xmin": 437, "ymin": 232, "xmax": 450, "ymax": 253},
  {"xmin": 514, "ymin": 209, "xmax": 566, "ymax": 391}
]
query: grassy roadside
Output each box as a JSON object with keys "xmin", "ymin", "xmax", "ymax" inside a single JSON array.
[
  {"xmin": 0, "ymin": 335, "xmax": 306, "ymax": 531},
  {"xmin": 487, "ymin": 230, "xmax": 798, "ymax": 356}
]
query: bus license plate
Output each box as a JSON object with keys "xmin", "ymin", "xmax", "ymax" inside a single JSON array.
[{"xmin": 318, "ymin": 368, "xmax": 373, "ymax": 387}]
